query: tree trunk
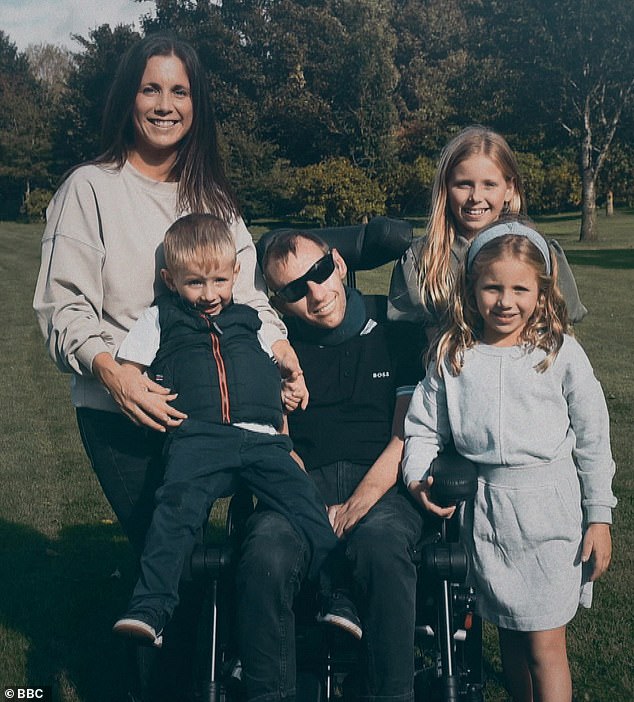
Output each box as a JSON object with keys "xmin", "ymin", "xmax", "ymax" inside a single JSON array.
[
  {"xmin": 606, "ymin": 190, "xmax": 614, "ymax": 216},
  {"xmin": 579, "ymin": 174, "xmax": 598, "ymax": 241},
  {"xmin": 579, "ymin": 127, "xmax": 599, "ymax": 241}
]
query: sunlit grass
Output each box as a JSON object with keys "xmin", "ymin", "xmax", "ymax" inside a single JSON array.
[{"xmin": 1, "ymin": 212, "xmax": 631, "ymax": 701}]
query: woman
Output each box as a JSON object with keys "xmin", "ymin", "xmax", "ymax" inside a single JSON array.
[{"xmin": 33, "ymin": 33, "xmax": 303, "ymax": 702}]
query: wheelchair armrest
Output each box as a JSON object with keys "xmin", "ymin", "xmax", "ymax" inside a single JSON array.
[{"xmin": 429, "ymin": 449, "xmax": 478, "ymax": 508}]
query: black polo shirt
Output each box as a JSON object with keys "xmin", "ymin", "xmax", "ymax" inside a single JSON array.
[{"xmin": 286, "ymin": 295, "xmax": 425, "ymax": 470}]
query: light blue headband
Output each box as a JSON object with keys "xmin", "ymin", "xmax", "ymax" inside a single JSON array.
[{"xmin": 466, "ymin": 221, "xmax": 551, "ymax": 275}]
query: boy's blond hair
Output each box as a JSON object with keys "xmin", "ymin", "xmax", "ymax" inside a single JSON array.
[{"xmin": 163, "ymin": 213, "xmax": 236, "ymax": 273}]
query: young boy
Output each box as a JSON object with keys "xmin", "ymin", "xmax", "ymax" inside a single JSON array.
[{"xmin": 112, "ymin": 214, "xmax": 351, "ymax": 646}]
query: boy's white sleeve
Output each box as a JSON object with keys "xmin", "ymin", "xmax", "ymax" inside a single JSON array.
[
  {"xmin": 117, "ymin": 307, "xmax": 161, "ymax": 367},
  {"xmin": 402, "ymin": 365, "xmax": 451, "ymax": 486}
]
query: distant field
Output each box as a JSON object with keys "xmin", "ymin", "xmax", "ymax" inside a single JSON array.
[{"xmin": 1, "ymin": 211, "xmax": 632, "ymax": 701}]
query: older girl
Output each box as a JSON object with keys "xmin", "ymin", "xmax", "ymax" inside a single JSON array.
[{"xmin": 388, "ymin": 126, "xmax": 586, "ymax": 338}]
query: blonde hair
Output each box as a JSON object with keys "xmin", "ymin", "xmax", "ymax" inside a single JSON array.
[
  {"xmin": 420, "ymin": 126, "xmax": 526, "ymax": 314},
  {"xmin": 163, "ymin": 213, "xmax": 236, "ymax": 273},
  {"xmin": 434, "ymin": 218, "xmax": 570, "ymax": 376}
]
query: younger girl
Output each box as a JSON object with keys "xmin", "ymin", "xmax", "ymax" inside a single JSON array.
[
  {"xmin": 388, "ymin": 125, "xmax": 587, "ymax": 337},
  {"xmin": 402, "ymin": 217, "xmax": 616, "ymax": 702}
]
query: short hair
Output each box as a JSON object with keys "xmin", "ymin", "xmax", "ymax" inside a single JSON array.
[
  {"xmin": 261, "ymin": 230, "xmax": 329, "ymax": 284},
  {"xmin": 163, "ymin": 214, "xmax": 236, "ymax": 273}
]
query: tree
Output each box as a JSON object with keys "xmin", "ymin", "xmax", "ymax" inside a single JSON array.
[
  {"xmin": 0, "ymin": 31, "xmax": 51, "ymax": 218},
  {"xmin": 52, "ymin": 24, "xmax": 141, "ymax": 174},
  {"xmin": 471, "ymin": 0, "xmax": 634, "ymax": 240},
  {"xmin": 25, "ymin": 43, "xmax": 73, "ymax": 103}
]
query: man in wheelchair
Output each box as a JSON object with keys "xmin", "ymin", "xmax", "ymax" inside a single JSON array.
[{"xmin": 236, "ymin": 228, "xmax": 427, "ymax": 702}]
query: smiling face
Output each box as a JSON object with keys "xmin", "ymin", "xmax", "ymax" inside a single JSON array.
[
  {"xmin": 448, "ymin": 153, "xmax": 515, "ymax": 240},
  {"xmin": 130, "ymin": 53, "xmax": 193, "ymax": 173},
  {"xmin": 266, "ymin": 238, "xmax": 348, "ymax": 329},
  {"xmin": 474, "ymin": 254, "xmax": 540, "ymax": 347},
  {"xmin": 162, "ymin": 254, "xmax": 240, "ymax": 317}
]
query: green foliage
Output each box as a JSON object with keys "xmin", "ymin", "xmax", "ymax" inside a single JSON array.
[
  {"xmin": 0, "ymin": 31, "xmax": 51, "ymax": 216},
  {"xmin": 0, "ymin": 0, "xmax": 633, "ymax": 225},
  {"xmin": 600, "ymin": 141, "xmax": 634, "ymax": 207},
  {"xmin": 20, "ymin": 188, "xmax": 53, "ymax": 222},
  {"xmin": 383, "ymin": 154, "xmax": 436, "ymax": 216},
  {"xmin": 516, "ymin": 151, "xmax": 581, "ymax": 214},
  {"xmin": 541, "ymin": 155, "xmax": 582, "ymax": 212},
  {"xmin": 515, "ymin": 152, "xmax": 545, "ymax": 213},
  {"xmin": 288, "ymin": 157, "xmax": 386, "ymax": 226},
  {"xmin": 52, "ymin": 25, "xmax": 141, "ymax": 174}
]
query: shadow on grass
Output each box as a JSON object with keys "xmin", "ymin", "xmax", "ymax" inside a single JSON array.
[
  {"xmin": 0, "ymin": 518, "xmax": 136, "ymax": 701},
  {"xmin": 564, "ymin": 248, "xmax": 634, "ymax": 269},
  {"xmin": 0, "ymin": 515, "xmax": 232, "ymax": 702}
]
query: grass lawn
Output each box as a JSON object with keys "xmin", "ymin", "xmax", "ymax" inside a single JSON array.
[{"xmin": 0, "ymin": 211, "xmax": 632, "ymax": 701}]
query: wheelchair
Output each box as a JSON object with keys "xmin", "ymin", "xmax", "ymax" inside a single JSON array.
[{"xmin": 189, "ymin": 217, "xmax": 485, "ymax": 702}]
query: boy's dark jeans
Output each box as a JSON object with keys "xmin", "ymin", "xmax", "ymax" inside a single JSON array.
[
  {"xmin": 127, "ymin": 419, "xmax": 337, "ymax": 623},
  {"xmin": 237, "ymin": 461, "xmax": 424, "ymax": 702}
]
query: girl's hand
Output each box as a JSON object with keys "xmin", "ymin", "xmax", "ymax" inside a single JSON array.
[
  {"xmin": 408, "ymin": 476, "xmax": 456, "ymax": 519},
  {"xmin": 582, "ymin": 523, "xmax": 612, "ymax": 581},
  {"xmin": 92, "ymin": 353, "xmax": 187, "ymax": 431}
]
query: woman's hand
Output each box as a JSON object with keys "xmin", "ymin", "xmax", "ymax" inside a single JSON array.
[
  {"xmin": 408, "ymin": 476, "xmax": 456, "ymax": 518},
  {"xmin": 582, "ymin": 523, "xmax": 612, "ymax": 581},
  {"xmin": 92, "ymin": 353, "xmax": 187, "ymax": 431}
]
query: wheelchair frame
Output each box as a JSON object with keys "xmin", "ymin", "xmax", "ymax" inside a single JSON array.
[{"xmin": 188, "ymin": 217, "xmax": 485, "ymax": 702}]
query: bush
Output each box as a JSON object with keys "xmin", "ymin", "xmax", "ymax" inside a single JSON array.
[
  {"xmin": 516, "ymin": 151, "xmax": 581, "ymax": 213},
  {"xmin": 383, "ymin": 155, "xmax": 436, "ymax": 216},
  {"xmin": 541, "ymin": 157, "xmax": 581, "ymax": 212},
  {"xmin": 20, "ymin": 188, "xmax": 53, "ymax": 222},
  {"xmin": 289, "ymin": 157, "xmax": 386, "ymax": 226},
  {"xmin": 515, "ymin": 152, "xmax": 545, "ymax": 213}
]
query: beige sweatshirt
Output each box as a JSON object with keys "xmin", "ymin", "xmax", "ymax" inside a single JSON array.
[{"xmin": 33, "ymin": 161, "xmax": 286, "ymax": 412}]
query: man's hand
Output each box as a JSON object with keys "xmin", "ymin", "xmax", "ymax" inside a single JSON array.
[
  {"xmin": 408, "ymin": 476, "xmax": 456, "ymax": 519},
  {"xmin": 327, "ymin": 494, "xmax": 372, "ymax": 538},
  {"xmin": 582, "ymin": 523, "xmax": 612, "ymax": 581}
]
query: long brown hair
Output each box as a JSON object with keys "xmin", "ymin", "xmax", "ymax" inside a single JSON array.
[
  {"xmin": 97, "ymin": 33, "xmax": 239, "ymax": 220},
  {"xmin": 434, "ymin": 218, "xmax": 570, "ymax": 376},
  {"xmin": 420, "ymin": 126, "xmax": 526, "ymax": 314}
]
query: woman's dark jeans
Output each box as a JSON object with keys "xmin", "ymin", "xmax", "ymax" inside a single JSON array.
[{"xmin": 236, "ymin": 461, "xmax": 424, "ymax": 702}]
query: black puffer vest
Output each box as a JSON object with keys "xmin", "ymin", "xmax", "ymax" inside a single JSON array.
[{"xmin": 151, "ymin": 295, "xmax": 283, "ymax": 429}]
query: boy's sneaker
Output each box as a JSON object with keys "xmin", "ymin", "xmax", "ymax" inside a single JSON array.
[
  {"xmin": 316, "ymin": 591, "xmax": 363, "ymax": 640},
  {"xmin": 113, "ymin": 616, "xmax": 164, "ymax": 648}
]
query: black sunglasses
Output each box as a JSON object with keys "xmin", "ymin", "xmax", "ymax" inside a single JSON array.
[{"xmin": 273, "ymin": 250, "xmax": 336, "ymax": 303}]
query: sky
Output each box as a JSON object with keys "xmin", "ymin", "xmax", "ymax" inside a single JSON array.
[{"xmin": 2, "ymin": 0, "xmax": 155, "ymax": 52}]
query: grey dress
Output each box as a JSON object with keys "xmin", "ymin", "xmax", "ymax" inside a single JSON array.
[{"xmin": 402, "ymin": 336, "xmax": 616, "ymax": 631}]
